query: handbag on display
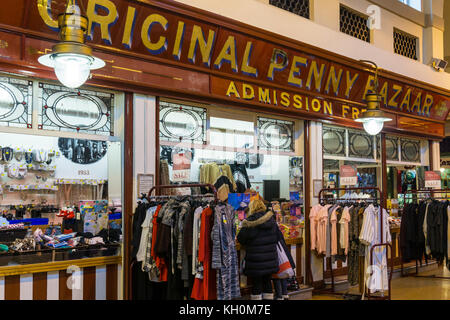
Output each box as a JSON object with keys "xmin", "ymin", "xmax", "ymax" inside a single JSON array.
[{"xmin": 272, "ymin": 241, "xmax": 295, "ymax": 279}]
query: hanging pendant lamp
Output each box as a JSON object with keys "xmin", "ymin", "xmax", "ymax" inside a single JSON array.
[
  {"xmin": 38, "ymin": 0, "xmax": 105, "ymax": 89},
  {"xmin": 355, "ymin": 60, "xmax": 392, "ymax": 135}
]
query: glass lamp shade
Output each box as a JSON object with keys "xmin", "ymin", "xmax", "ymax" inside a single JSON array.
[
  {"xmin": 362, "ymin": 118, "xmax": 384, "ymax": 135},
  {"xmin": 38, "ymin": 52, "xmax": 105, "ymax": 89},
  {"xmin": 54, "ymin": 53, "xmax": 92, "ymax": 88}
]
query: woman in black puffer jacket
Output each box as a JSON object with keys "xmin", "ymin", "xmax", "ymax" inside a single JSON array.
[{"xmin": 237, "ymin": 199, "xmax": 279, "ymax": 300}]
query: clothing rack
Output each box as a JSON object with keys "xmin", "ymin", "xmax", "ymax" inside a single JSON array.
[
  {"xmin": 129, "ymin": 183, "xmax": 219, "ymax": 300},
  {"xmin": 317, "ymin": 187, "xmax": 393, "ymax": 300},
  {"xmin": 399, "ymin": 188, "xmax": 450, "ymax": 280},
  {"xmin": 147, "ymin": 183, "xmax": 218, "ymax": 201}
]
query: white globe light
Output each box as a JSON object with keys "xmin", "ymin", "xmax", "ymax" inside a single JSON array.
[
  {"xmin": 362, "ymin": 118, "xmax": 384, "ymax": 135},
  {"xmin": 53, "ymin": 54, "xmax": 92, "ymax": 89}
]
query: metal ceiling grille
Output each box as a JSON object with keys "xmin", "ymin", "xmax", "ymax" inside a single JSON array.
[
  {"xmin": 269, "ymin": 0, "xmax": 310, "ymax": 19},
  {"xmin": 38, "ymin": 83, "xmax": 114, "ymax": 136},
  {"xmin": 348, "ymin": 129, "xmax": 374, "ymax": 159},
  {"xmin": 323, "ymin": 126, "xmax": 346, "ymax": 156},
  {"xmin": 159, "ymin": 101, "xmax": 206, "ymax": 143},
  {"xmin": 340, "ymin": 5, "xmax": 370, "ymax": 43},
  {"xmin": 0, "ymin": 76, "xmax": 33, "ymax": 128},
  {"xmin": 401, "ymin": 138, "xmax": 421, "ymax": 163},
  {"xmin": 257, "ymin": 117, "xmax": 294, "ymax": 152},
  {"xmin": 394, "ymin": 28, "xmax": 418, "ymax": 60}
]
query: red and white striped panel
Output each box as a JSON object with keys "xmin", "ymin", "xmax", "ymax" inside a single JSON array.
[{"xmin": 0, "ymin": 264, "xmax": 122, "ymax": 300}]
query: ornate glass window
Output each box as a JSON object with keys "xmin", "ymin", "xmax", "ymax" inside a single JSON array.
[
  {"xmin": 340, "ymin": 5, "xmax": 370, "ymax": 43},
  {"xmin": 401, "ymin": 138, "xmax": 421, "ymax": 163},
  {"xmin": 0, "ymin": 76, "xmax": 32, "ymax": 128},
  {"xmin": 257, "ymin": 117, "xmax": 294, "ymax": 152},
  {"xmin": 269, "ymin": 0, "xmax": 310, "ymax": 19},
  {"xmin": 323, "ymin": 126, "xmax": 346, "ymax": 156},
  {"xmin": 348, "ymin": 129, "xmax": 374, "ymax": 158},
  {"xmin": 159, "ymin": 101, "xmax": 206, "ymax": 143},
  {"xmin": 394, "ymin": 28, "xmax": 418, "ymax": 60},
  {"xmin": 386, "ymin": 136, "xmax": 399, "ymax": 161},
  {"xmin": 38, "ymin": 83, "xmax": 113, "ymax": 136}
]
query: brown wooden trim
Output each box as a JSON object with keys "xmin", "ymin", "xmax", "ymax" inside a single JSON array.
[
  {"xmin": 4, "ymin": 275, "xmax": 20, "ymax": 300},
  {"xmin": 304, "ymin": 120, "xmax": 312, "ymax": 286},
  {"xmin": 106, "ymin": 264, "xmax": 118, "ymax": 300},
  {"xmin": 82, "ymin": 266, "xmax": 96, "ymax": 300},
  {"xmin": 32, "ymin": 272, "xmax": 47, "ymax": 300},
  {"xmin": 381, "ymin": 133, "xmax": 388, "ymax": 209},
  {"xmin": 323, "ymin": 267, "xmax": 348, "ymax": 278},
  {"xmin": 312, "ymin": 280, "xmax": 325, "ymax": 290},
  {"xmin": 155, "ymin": 96, "xmax": 161, "ymax": 189},
  {"xmin": 123, "ymin": 92, "xmax": 134, "ymax": 300},
  {"xmin": 58, "ymin": 269, "xmax": 72, "ymax": 301}
]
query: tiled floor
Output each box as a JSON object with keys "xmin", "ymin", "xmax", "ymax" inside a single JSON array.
[{"xmin": 311, "ymin": 266, "xmax": 450, "ymax": 300}]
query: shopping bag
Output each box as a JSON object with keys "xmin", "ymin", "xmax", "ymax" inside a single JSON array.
[{"xmin": 272, "ymin": 242, "xmax": 294, "ymax": 279}]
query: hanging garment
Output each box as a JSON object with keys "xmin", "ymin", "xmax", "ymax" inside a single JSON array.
[
  {"xmin": 339, "ymin": 206, "xmax": 352, "ymax": 256},
  {"xmin": 359, "ymin": 205, "xmax": 391, "ymax": 295},
  {"xmin": 136, "ymin": 206, "xmax": 158, "ymax": 263},
  {"xmin": 191, "ymin": 206, "xmax": 217, "ymax": 300},
  {"xmin": 348, "ymin": 205, "xmax": 362, "ymax": 286},
  {"xmin": 132, "ymin": 201, "xmax": 150, "ymax": 259},
  {"xmin": 333, "ymin": 206, "xmax": 347, "ymax": 263},
  {"xmin": 200, "ymin": 163, "xmax": 237, "ymax": 192},
  {"xmin": 142, "ymin": 205, "xmax": 163, "ymax": 281},
  {"xmin": 230, "ymin": 163, "xmax": 251, "ymax": 193},
  {"xmin": 211, "ymin": 203, "xmax": 241, "ymax": 300},
  {"xmin": 447, "ymin": 206, "xmax": 450, "ymax": 269},
  {"xmin": 309, "ymin": 204, "xmax": 322, "ymax": 252},
  {"xmin": 317, "ymin": 205, "xmax": 332, "ymax": 255},
  {"xmin": 330, "ymin": 206, "xmax": 339, "ymax": 256},
  {"xmin": 192, "ymin": 206, "xmax": 203, "ymax": 275}
]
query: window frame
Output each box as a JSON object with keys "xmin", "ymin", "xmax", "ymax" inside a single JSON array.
[{"xmin": 159, "ymin": 98, "xmax": 301, "ymax": 157}]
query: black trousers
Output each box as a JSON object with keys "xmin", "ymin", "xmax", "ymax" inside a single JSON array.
[
  {"xmin": 250, "ymin": 275, "xmax": 273, "ymax": 296},
  {"xmin": 273, "ymin": 278, "xmax": 288, "ymax": 299}
]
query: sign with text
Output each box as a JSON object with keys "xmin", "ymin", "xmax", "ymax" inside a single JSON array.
[
  {"xmin": 340, "ymin": 165, "xmax": 358, "ymax": 186},
  {"xmin": 425, "ymin": 171, "xmax": 442, "ymax": 189},
  {"xmin": 172, "ymin": 152, "xmax": 192, "ymax": 182},
  {"xmin": 1, "ymin": 0, "xmax": 448, "ymax": 123}
]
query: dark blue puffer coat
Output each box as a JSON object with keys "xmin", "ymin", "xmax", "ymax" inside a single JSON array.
[{"xmin": 237, "ymin": 210, "xmax": 279, "ymax": 277}]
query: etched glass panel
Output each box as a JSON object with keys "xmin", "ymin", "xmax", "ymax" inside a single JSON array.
[
  {"xmin": 348, "ymin": 129, "xmax": 374, "ymax": 159},
  {"xmin": 386, "ymin": 136, "xmax": 399, "ymax": 161},
  {"xmin": 0, "ymin": 76, "xmax": 32, "ymax": 128},
  {"xmin": 401, "ymin": 138, "xmax": 421, "ymax": 163},
  {"xmin": 257, "ymin": 117, "xmax": 294, "ymax": 152},
  {"xmin": 38, "ymin": 83, "xmax": 113, "ymax": 135},
  {"xmin": 323, "ymin": 126, "xmax": 346, "ymax": 156},
  {"xmin": 159, "ymin": 101, "xmax": 206, "ymax": 143}
]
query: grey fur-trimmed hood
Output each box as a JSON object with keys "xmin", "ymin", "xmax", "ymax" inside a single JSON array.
[{"xmin": 241, "ymin": 210, "xmax": 274, "ymax": 228}]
